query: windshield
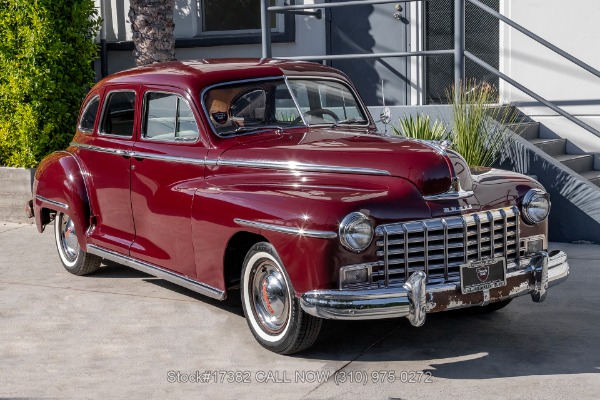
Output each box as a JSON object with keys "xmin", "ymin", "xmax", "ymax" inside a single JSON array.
[{"xmin": 203, "ymin": 78, "xmax": 368, "ymax": 137}]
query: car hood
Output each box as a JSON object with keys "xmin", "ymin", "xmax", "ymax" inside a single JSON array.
[{"xmin": 219, "ymin": 129, "xmax": 464, "ymax": 196}]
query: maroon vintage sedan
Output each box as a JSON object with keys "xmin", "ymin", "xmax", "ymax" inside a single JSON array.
[{"xmin": 31, "ymin": 59, "xmax": 569, "ymax": 354}]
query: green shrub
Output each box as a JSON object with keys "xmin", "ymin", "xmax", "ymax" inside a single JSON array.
[
  {"xmin": 448, "ymin": 80, "xmax": 516, "ymax": 167},
  {"xmin": 0, "ymin": 1, "xmax": 101, "ymax": 168},
  {"xmin": 392, "ymin": 113, "xmax": 448, "ymax": 141}
]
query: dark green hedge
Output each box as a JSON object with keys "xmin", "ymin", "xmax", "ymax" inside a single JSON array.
[{"xmin": 0, "ymin": 1, "xmax": 101, "ymax": 168}]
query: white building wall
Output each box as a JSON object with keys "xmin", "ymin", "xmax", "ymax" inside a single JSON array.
[
  {"xmin": 500, "ymin": 0, "xmax": 600, "ymax": 153},
  {"xmin": 96, "ymin": 0, "xmax": 326, "ymax": 75}
]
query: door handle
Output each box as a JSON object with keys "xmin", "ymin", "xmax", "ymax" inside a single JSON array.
[{"xmin": 115, "ymin": 150, "xmax": 134, "ymax": 158}]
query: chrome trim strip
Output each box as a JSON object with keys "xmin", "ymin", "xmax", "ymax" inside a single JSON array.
[
  {"xmin": 423, "ymin": 189, "xmax": 474, "ymax": 201},
  {"xmin": 412, "ymin": 139, "xmax": 448, "ymax": 156},
  {"xmin": 86, "ymin": 244, "xmax": 225, "ymax": 300},
  {"xmin": 132, "ymin": 151, "xmax": 205, "ymax": 165},
  {"xmin": 71, "ymin": 142, "xmax": 391, "ymax": 176},
  {"xmin": 301, "ymin": 250, "xmax": 569, "ymax": 320},
  {"xmin": 383, "ymin": 226, "xmax": 389, "ymax": 287},
  {"xmin": 71, "ymin": 142, "xmax": 127, "ymax": 155},
  {"xmin": 218, "ymin": 159, "xmax": 391, "ymax": 176},
  {"xmin": 35, "ymin": 195, "xmax": 69, "ymax": 210},
  {"xmin": 234, "ymin": 218, "xmax": 337, "ymax": 239},
  {"xmin": 441, "ymin": 218, "xmax": 449, "ymax": 280}
]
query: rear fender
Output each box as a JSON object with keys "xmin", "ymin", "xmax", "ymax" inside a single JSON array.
[{"xmin": 33, "ymin": 151, "xmax": 91, "ymax": 250}]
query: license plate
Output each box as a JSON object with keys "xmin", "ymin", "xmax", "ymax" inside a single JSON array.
[{"xmin": 460, "ymin": 257, "xmax": 507, "ymax": 294}]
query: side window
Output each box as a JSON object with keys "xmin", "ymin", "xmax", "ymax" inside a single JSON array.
[
  {"xmin": 101, "ymin": 91, "xmax": 136, "ymax": 137},
  {"xmin": 78, "ymin": 96, "xmax": 100, "ymax": 133},
  {"xmin": 274, "ymin": 83, "xmax": 300, "ymax": 123},
  {"xmin": 144, "ymin": 92, "xmax": 199, "ymax": 142},
  {"xmin": 230, "ymin": 89, "xmax": 266, "ymax": 127}
]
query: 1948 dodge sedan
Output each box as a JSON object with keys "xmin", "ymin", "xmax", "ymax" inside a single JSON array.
[{"xmin": 31, "ymin": 59, "xmax": 569, "ymax": 354}]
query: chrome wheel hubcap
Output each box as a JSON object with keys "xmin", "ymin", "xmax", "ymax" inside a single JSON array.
[
  {"xmin": 59, "ymin": 214, "xmax": 79, "ymax": 262},
  {"xmin": 251, "ymin": 260, "xmax": 290, "ymax": 334}
]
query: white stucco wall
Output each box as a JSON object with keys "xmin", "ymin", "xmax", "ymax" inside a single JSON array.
[
  {"xmin": 500, "ymin": 0, "xmax": 600, "ymax": 152},
  {"xmin": 96, "ymin": 0, "xmax": 326, "ymax": 75}
]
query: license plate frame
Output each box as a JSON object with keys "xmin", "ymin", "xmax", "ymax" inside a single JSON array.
[{"xmin": 460, "ymin": 257, "xmax": 507, "ymax": 294}]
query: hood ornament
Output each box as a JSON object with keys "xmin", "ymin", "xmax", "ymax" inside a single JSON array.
[
  {"xmin": 423, "ymin": 176, "xmax": 475, "ymax": 201},
  {"xmin": 440, "ymin": 140, "xmax": 452, "ymax": 150}
]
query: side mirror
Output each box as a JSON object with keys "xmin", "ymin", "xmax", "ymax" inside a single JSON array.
[{"xmin": 380, "ymin": 107, "xmax": 391, "ymax": 125}]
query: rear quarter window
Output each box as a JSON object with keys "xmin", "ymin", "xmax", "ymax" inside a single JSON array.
[{"xmin": 78, "ymin": 96, "xmax": 100, "ymax": 133}]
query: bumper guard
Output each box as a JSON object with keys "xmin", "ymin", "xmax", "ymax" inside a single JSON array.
[{"xmin": 300, "ymin": 250, "xmax": 569, "ymax": 325}]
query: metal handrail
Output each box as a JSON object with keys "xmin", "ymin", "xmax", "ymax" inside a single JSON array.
[
  {"xmin": 261, "ymin": 0, "xmax": 600, "ymax": 139},
  {"xmin": 465, "ymin": 51, "xmax": 600, "ymax": 138},
  {"xmin": 469, "ymin": 0, "xmax": 600, "ymax": 81}
]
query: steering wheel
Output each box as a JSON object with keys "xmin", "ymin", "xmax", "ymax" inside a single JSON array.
[{"xmin": 293, "ymin": 108, "xmax": 340, "ymax": 124}]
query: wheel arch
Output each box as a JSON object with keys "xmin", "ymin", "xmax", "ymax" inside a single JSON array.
[
  {"xmin": 223, "ymin": 230, "xmax": 269, "ymax": 292},
  {"xmin": 33, "ymin": 151, "xmax": 91, "ymax": 250}
]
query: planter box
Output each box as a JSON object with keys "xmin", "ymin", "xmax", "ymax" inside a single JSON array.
[{"xmin": 0, "ymin": 167, "xmax": 35, "ymax": 224}]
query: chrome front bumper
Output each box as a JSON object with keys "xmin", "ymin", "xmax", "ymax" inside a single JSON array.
[{"xmin": 300, "ymin": 250, "xmax": 569, "ymax": 325}]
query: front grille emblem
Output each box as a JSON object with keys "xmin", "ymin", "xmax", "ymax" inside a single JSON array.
[{"xmin": 477, "ymin": 266, "xmax": 490, "ymax": 282}]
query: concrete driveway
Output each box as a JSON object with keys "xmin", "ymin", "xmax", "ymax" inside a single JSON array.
[{"xmin": 1, "ymin": 222, "xmax": 598, "ymax": 399}]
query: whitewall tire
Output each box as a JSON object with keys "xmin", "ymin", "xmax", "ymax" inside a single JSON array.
[
  {"xmin": 54, "ymin": 212, "xmax": 101, "ymax": 276},
  {"xmin": 241, "ymin": 242, "xmax": 322, "ymax": 354}
]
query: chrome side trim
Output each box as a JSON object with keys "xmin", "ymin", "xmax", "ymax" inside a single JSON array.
[
  {"xmin": 423, "ymin": 190, "xmax": 474, "ymax": 201},
  {"xmin": 71, "ymin": 142, "xmax": 129, "ymax": 156},
  {"xmin": 412, "ymin": 139, "xmax": 448, "ymax": 156},
  {"xmin": 87, "ymin": 244, "xmax": 225, "ymax": 300},
  {"xmin": 35, "ymin": 195, "xmax": 69, "ymax": 210},
  {"xmin": 132, "ymin": 151, "xmax": 205, "ymax": 165},
  {"xmin": 234, "ymin": 218, "xmax": 337, "ymax": 239},
  {"xmin": 218, "ymin": 159, "xmax": 391, "ymax": 176},
  {"xmin": 71, "ymin": 141, "xmax": 391, "ymax": 176}
]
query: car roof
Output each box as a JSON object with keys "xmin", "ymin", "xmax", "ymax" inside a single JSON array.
[{"xmin": 93, "ymin": 58, "xmax": 349, "ymax": 91}]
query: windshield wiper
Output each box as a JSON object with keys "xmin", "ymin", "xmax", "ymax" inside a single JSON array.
[
  {"xmin": 220, "ymin": 125, "xmax": 284, "ymax": 137},
  {"xmin": 329, "ymin": 118, "xmax": 366, "ymax": 129}
]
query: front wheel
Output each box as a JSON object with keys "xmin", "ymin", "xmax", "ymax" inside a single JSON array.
[
  {"xmin": 241, "ymin": 242, "xmax": 322, "ymax": 354},
  {"xmin": 54, "ymin": 211, "xmax": 101, "ymax": 276}
]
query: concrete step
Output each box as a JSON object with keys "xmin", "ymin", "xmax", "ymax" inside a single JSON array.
[
  {"xmin": 554, "ymin": 153, "xmax": 595, "ymax": 173},
  {"xmin": 507, "ymin": 122, "xmax": 540, "ymax": 140},
  {"xmin": 529, "ymin": 138, "xmax": 567, "ymax": 156},
  {"xmin": 579, "ymin": 170, "xmax": 600, "ymax": 187}
]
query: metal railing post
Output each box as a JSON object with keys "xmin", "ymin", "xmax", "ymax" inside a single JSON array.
[
  {"xmin": 454, "ymin": 0, "xmax": 465, "ymax": 98},
  {"xmin": 261, "ymin": 0, "xmax": 272, "ymax": 58}
]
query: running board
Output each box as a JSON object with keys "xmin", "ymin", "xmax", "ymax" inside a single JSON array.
[{"xmin": 87, "ymin": 244, "xmax": 226, "ymax": 300}]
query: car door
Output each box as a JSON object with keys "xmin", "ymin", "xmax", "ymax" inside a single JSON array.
[
  {"xmin": 129, "ymin": 86, "xmax": 208, "ymax": 278},
  {"xmin": 81, "ymin": 85, "xmax": 139, "ymax": 253}
]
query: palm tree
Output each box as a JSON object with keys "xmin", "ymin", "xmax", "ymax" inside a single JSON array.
[{"xmin": 129, "ymin": 0, "xmax": 176, "ymax": 66}]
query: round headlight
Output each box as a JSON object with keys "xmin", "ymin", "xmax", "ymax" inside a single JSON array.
[
  {"xmin": 339, "ymin": 212, "xmax": 374, "ymax": 252},
  {"xmin": 522, "ymin": 189, "xmax": 551, "ymax": 224}
]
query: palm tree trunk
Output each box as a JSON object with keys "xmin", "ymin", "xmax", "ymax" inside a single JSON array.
[{"xmin": 129, "ymin": 0, "xmax": 176, "ymax": 66}]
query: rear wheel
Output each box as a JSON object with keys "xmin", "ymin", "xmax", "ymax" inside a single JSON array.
[
  {"xmin": 54, "ymin": 211, "xmax": 101, "ymax": 276},
  {"xmin": 241, "ymin": 242, "xmax": 322, "ymax": 354}
]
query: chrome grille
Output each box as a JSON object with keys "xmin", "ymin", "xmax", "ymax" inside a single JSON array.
[{"xmin": 374, "ymin": 207, "xmax": 520, "ymax": 286}]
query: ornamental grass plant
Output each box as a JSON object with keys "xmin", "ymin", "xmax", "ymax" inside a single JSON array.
[
  {"xmin": 392, "ymin": 113, "xmax": 448, "ymax": 142},
  {"xmin": 448, "ymin": 80, "xmax": 517, "ymax": 167}
]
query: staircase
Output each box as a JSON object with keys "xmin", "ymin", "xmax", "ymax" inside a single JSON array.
[
  {"xmin": 496, "ymin": 108, "xmax": 600, "ymax": 244},
  {"xmin": 508, "ymin": 115, "xmax": 600, "ymax": 187}
]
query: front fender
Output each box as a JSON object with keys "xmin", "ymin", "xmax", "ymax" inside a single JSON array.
[
  {"xmin": 33, "ymin": 151, "xmax": 90, "ymax": 250},
  {"xmin": 192, "ymin": 170, "xmax": 430, "ymax": 294}
]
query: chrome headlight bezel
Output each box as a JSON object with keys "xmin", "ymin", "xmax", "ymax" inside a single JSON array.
[
  {"xmin": 522, "ymin": 189, "xmax": 551, "ymax": 224},
  {"xmin": 339, "ymin": 212, "xmax": 374, "ymax": 253}
]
